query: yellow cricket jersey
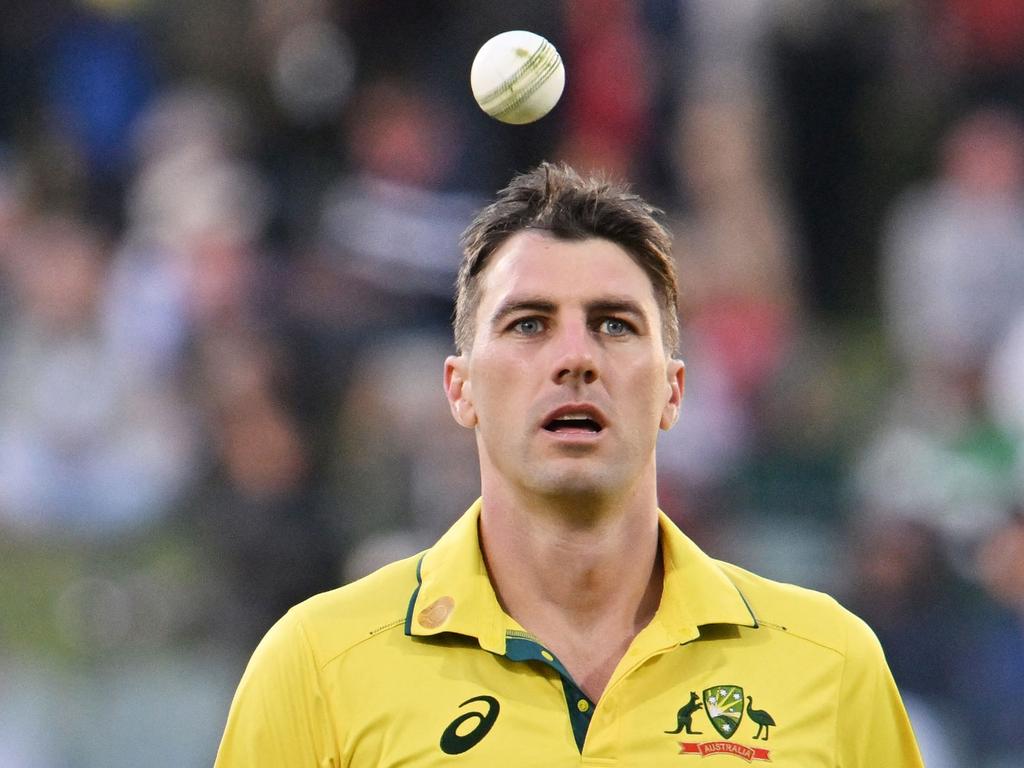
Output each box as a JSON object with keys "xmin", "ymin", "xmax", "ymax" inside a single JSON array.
[{"xmin": 215, "ymin": 500, "xmax": 923, "ymax": 767}]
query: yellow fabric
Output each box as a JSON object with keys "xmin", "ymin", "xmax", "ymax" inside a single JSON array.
[{"xmin": 215, "ymin": 500, "xmax": 924, "ymax": 766}]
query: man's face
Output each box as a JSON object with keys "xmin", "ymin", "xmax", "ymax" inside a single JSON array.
[{"xmin": 444, "ymin": 231, "xmax": 685, "ymax": 503}]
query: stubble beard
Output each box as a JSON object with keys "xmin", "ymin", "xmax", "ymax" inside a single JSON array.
[{"xmin": 512, "ymin": 445, "xmax": 636, "ymax": 519}]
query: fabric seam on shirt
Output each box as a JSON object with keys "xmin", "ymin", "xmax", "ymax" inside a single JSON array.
[{"xmin": 295, "ymin": 615, "xmax": 342, "ymax": 760}]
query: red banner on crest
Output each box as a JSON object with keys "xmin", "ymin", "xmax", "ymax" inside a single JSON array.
[{"xmin": 678, "ymin": 741, "xmax": 771, "ymax": 762}]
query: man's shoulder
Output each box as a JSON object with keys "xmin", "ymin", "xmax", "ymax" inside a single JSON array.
[
  {"xmin": 715, "ymin": 559, "xmax": 878, "ymax": 658},
  {"xmin": 280, "ymin": 551, "xmax": 424, "ymax": 666}
]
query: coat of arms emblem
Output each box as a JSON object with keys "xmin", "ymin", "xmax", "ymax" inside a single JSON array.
[{"xmin": 702, "ymin": 685, "xmax": 744, "ymax": 739}]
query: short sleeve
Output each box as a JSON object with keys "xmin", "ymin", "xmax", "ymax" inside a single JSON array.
[
  {"xmin": 215, "ymin": 609, "xmax": 339, "ymax": 767},
  {"xmin": 834, "ymin": 614, "xmax": 924, "ymax": 767}
]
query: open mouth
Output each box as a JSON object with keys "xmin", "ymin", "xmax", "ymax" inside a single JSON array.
[{"xmin": 543, "ymin": 415, "xmax": 603, "ymax": 433}]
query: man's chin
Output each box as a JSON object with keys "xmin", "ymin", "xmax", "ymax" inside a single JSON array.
[{"xmin": 528, "ymin": 465, "xmax": 618, "ymax": 503}]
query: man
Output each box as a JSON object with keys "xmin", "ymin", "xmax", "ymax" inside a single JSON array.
[{"xmin": 215, "ymin": 163, "xmax": 924, "ymax": 766}]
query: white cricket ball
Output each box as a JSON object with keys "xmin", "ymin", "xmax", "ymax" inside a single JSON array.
[{"xmin": 470, "ymin": 30, "xmax": 565, "ymax": 125}]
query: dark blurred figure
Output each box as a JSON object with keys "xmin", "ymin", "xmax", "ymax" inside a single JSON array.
[
  {"xmin": 768, "ymin": 2, "xmax": 890, "ymax": 316},
  {"xmin": 187, "ymin": 327, "xmax": 337, "ymax": 649},
  {"xmin": 849, "ymin": 517, "xmax": 969, "ymax": 700},
  {"xmin": 847, "ymin": 513, "xmax": 1021, "ymax": 763},
  {"xmin": 972, "ymin": 511, "xmax": 1024, "ymax": 765},
  {"xmin": 329, "ymin": 332, "xmax": 479, "ymax": 582},
  {"xmin": 932, "ymin": 0, "xmax": 1024, "ymax": 109}
]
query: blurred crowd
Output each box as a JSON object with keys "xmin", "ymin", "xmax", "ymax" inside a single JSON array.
[{"xmin": 1, "ymin": 1, "xmax": 1024, "ymax": 766}]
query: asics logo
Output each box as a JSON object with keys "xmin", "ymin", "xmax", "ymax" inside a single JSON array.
[{"xmin": 439, "ymin": 695, "xmax": 500, "ymax": 755}]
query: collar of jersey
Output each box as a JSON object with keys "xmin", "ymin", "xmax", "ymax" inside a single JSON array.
[{"xmin": 404, "ymin": 499, "xmax": 758, "ymax": 655}]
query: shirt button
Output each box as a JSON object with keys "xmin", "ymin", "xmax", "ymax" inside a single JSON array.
[{"xmin": 577, "ymin": 699, "xmax": 591, "ymax": 713}]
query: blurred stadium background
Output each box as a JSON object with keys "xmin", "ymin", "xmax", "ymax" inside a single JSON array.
[{"xmin": 1, "ymin": 1, "xmax": 1023, "ymax": 766}]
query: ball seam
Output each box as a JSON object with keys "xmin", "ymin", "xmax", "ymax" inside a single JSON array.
[{"xmin": 476, "ymin": 39, "xmax": 561, "ymax": 117}]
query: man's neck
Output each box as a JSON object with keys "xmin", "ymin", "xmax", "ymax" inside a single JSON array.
[{"xmin": 478, "ymin": 485, "xmax": 663, "ymax": 700}]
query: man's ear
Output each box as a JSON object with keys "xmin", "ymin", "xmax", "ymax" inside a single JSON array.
[
  {"xmin": 444, "ymin": 355, "xmax": 477, "ymax": 428},
  {"xmin": 659, "ymin": 358, "xmax": 685, "ymax": 430}
]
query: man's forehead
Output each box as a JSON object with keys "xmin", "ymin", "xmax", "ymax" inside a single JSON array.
[{"xmin": 478, "ymin": 232, "xmax": 658, "ymax": 309}]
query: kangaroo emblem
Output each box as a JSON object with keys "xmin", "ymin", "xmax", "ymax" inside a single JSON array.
[{"xmin": 664, "ymin": 691, "xmax": 704, "ymax": 735}]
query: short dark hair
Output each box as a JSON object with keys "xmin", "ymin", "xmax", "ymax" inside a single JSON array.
[{"xmin": 455, "ymin": 162, "xmax": 679, "ymax": 354}]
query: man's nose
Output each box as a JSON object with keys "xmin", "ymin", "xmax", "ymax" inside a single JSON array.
[{"xmin": 552, "ymin": 323, "xmax": 599, "ymax": 385}]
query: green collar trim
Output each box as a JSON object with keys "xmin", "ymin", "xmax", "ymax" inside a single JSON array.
[
  {"xmin": 504, "ymin": 634, "xmax": 571, "ymax": 678},
  {"xmin": 503, "ymin": 633, "xmax": 593, "ymax": 752},
  {"xmin": 402, "ymin": 554, "xmax": 425, "ymax": 637}
]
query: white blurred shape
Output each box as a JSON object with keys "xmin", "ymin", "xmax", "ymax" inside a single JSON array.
[
  {"xmin": 987, "ymin": 311, "xmax": 1024, "ymax": 438},
  {"xmin": 272, "ymin": 21, "xmax": 355, "ymax": 123}
]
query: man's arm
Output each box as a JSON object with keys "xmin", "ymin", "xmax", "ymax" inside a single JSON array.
[
  {"xmin": 834, "ymin": 614, "xmax": 924, "ymax": 767},
  {"xmin": 215, "ymin": 610, "xmax": 339, "ymax": 767}
]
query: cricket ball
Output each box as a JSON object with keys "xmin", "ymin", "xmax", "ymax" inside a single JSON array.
[{"xmin": 470, "ymin": 30, "xmax": 565, "ymax": 125}]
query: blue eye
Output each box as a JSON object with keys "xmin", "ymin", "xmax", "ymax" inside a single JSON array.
[
  {"xmin": 512, "ymin": 317, "xmax": 544, "ymax": 335},
  {"xmin": 600, "ymin": 318, "xmax": 632, "ymax": 336}
]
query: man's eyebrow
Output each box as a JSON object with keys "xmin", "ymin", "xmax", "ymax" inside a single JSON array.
[
  {"xmin": 490, "ymin": 296, "xmax": 652, "ymax": 327},
  {"xmin": 490, "ymin": 297, "xmax": 557, "ymax": 326},
  {"xmin": 586, "ymin": 298, "xmax": 648, "ymax": 319}
]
